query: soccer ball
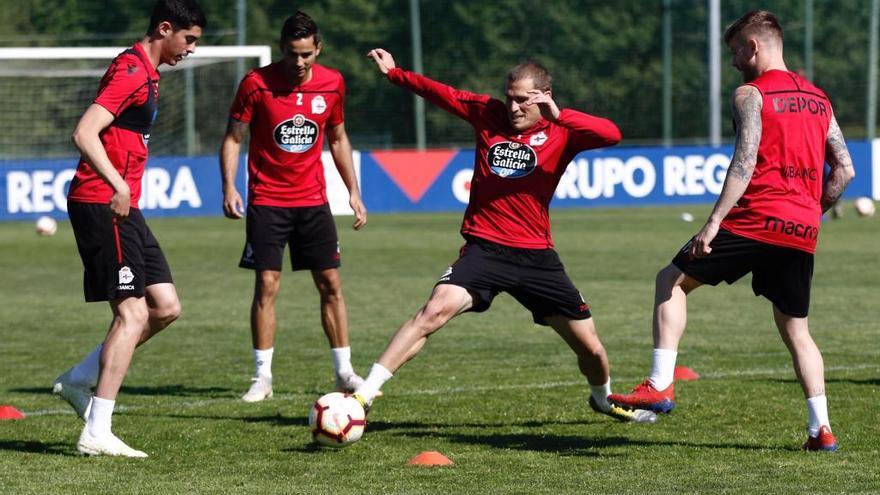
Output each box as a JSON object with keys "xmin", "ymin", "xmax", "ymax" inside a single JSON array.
[
  {"xmin": 854, "ymin": 197, "xmax": 876, "ymax": 217},
  {"xmin": 308, "ymin": 392, "xmax": 366, "ymax": 447},
  {"xmin": 35, "ymin": 216, "xmax": 57, "ymax": 236}
]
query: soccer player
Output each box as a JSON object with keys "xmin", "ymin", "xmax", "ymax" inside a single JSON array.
[
  {"xmin": 352, "ymin": 48, "xmax": 657, "ymax": 424},
  {"xmin": 52, "ymin": 0, "xmax": 205, "ymax": 457},
  {"xmin": 608, "ymin": 10, "xmax": 854, "ymax": 451},
  {"xmin": 220, "ymin": 11, "xmax": 367, "ymax": 402}
]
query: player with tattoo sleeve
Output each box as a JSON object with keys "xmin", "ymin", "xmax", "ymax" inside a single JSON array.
[{"xmin": 608, "ymin": 10, "xmax": 854, "ymax": 451}]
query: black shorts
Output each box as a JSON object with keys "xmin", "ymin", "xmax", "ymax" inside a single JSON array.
[
  {"xmin": 239, "ymin": 203, "xmax": 340, "ymax": 272},
  {"xmin": 672, "ymin": 229, "xmax": 814, "ymax": 317},
  {"xmin": 437, "ymin": 236, "xmax": 592, "ymax": 326},
  {"xmin": 68, "ymin": 202, "xmax": 173, "ymax": 303}
]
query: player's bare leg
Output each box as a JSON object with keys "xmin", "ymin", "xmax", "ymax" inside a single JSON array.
[
  {"xmin": 242, "ymin": 270, "xmax": 281, "ymax": 402},
  {"xmin": 354, "ymin": 284, "xmax": 473, "ymax": 406},
  {"xmin": 652, "ymin": 264, "xmax": 701, "ymax": 350},
  {"xmin": 547, "ymin": 315, "xmax": 656, "ymax": 423},
  {"xmin": 311, "ymin": 267, "xmax": 363, "ymax": 392},
  {"xmin": 773, "ymin": 306, "xmax": 837, "ymax": 450},
  {"xmin": 54, "ymin": 283, "xmax": 180, "ymax": 420},
  {"xmin": 609, "ymin": 265, "xmax": 702, "ymax": 413},
  {"xmin": 77, "ymin": 297, "xmax": 150, "ymax": 457},
  {"xmin": 137, "ymin": 283, "xmax": 182, "ymax": 344},
  {"xmin": 311, "ymin": 268, "xmax": 348, "ymax": 347},
  {"xmin": 252, "ymin": 270, "xmax": 281, "ymax": 349}
]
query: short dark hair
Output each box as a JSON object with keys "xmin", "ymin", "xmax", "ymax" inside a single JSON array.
[
  {"xmin": 723, "ymin": 10, "xmax": 783, "ymax": 45},
  {"xmin": 281, "ymin": 11, "xmax": 321, "ymax": 47},
  {"xmin": 147, "ymin": 0, "xmax": 206, "ymax": 33},
  {"xmin": 507, "ymin": 61, "xmax": 552, "ymax": 92}
]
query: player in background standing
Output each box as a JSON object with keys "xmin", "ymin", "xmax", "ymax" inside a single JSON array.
[
  {"xmin": 220, "ymin": 11, "xmax": 367, "ymax": 402},
  {"xmin": 608, "ymin": 10, "xmax": 854, "ymax": 451},
  {"xmin": 52, "ymin": 0, "xmax": 205, "ymax": 457},
  {"xmin": 352, "ymin": 48, "xmax": 657, "ymax": 424}
]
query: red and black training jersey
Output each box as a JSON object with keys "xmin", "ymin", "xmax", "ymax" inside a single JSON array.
[
  {"xmin": 720, "ymin": 70, "xmax": 832, "ymax": 254},
  {"xmin": 68, "ymin": 43, "xmax": 159, "ymax": 205},
  {"xmin": 386, "ymin": 68, "xmax": 621, "ymax": 249},
  {"xmin": 230, "ymin": 63, "xmax": 345, "ymax": 207}
]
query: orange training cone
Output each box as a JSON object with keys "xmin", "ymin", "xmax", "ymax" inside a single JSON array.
[
  {"xmin": 0, "ymin": 405, "xmax": 26, "ymax": 420},
  {"xmin": 674, "ymin": 366, "xmax": 700, "ymax": 381},
  {"xmin": 407, "ymin": 451, "xmax": 454, "ymax": 466}
]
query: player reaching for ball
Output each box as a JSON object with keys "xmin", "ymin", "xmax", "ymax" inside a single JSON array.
[{"xmin": 351, "ymin": 48, "xmax": 657, "ymax": 424}]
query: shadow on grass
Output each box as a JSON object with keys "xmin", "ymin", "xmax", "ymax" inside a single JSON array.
[
  {"xmin": 0, "ymin": 440, "xmax": 76, "ymax": 456},
  {"xmin": 156, "ymin": 414, "xmax": 588, "ymax": 430},
  {"xmin": 10, "ymin": 384, "xmax": 234, "ymax": 398},
  {"xmin": 147, "ymin": 413, "xmax": 798, "ymax": 454},
  {"xmin": 159, "ymin": 413, "xmax": 310, "ymax": 427},
  {"xmin": 768, "ymin": 377, "xmax": 880, "ymax": 386},
  {"xmin": 119, "ymin": 384, "xmax": 234, "ymax": 397},
  {"xmin": 401, "ymin": 430, "xmax": 797, "ymax": 454}
]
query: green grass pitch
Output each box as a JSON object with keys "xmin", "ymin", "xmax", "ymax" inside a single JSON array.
[{"xmin": 1, "ymin": 205, "xmax": 878, "ymax": 494}]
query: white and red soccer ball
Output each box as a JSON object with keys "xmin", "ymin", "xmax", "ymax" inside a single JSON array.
[
  {"xmin": 308, "ymin": 392, "xmax": 366, "ymax": 447},
  {"xmin": 35, "ymin": 216, "xmax": 57, "ymax": 236},
  {"xmin": 854, "ymin": 197, "xmax": 876, "ymax": 217}
]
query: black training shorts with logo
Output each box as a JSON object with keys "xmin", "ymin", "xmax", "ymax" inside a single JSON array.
[
  {"xmin": 436, "ymin": 235, "xmax": 592, "ymax": 325},
  {"xmin": 68, "ymin": 202, "xmax": 173, "ymax": 302},
  {"xmin": 672, "ymin": 228, "xmax": 814, "ymax": 317},
  {"xmin": 239, "ymin": 203, "xmax": 340, "ymax": 272}
]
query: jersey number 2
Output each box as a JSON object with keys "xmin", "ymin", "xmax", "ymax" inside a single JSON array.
[{"xmin": 296, "ymin": 93, "xmax": 303, "ymax": 105}]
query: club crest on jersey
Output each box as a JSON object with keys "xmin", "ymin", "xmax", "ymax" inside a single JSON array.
[
  {"xmin": 530, "ymin": 132, "xmax": 548, "ymax": 146},
  {"xmin": 311, "ymin": 95, "xmax": 327, "ymax": 114},
  {"xmin": 274, "ymin": 114, "xmax": 319, "ymax": 153},
  {"xmin": 488, "ymin": 141, "xmax": 538, "ymax": 178}
]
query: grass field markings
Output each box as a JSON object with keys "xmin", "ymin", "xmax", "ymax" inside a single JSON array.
[
  {"xmin": 391, "ymin": 362, "xmax": 879, "ymax": 396},
  {"xmin": 19, "ymin": 362, "xmax": 877, "ymax": 418}
]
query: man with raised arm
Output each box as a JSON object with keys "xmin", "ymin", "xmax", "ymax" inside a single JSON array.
[{"xmin": 352, "ymin": 48, "xmax": 656, "ymax": 424}]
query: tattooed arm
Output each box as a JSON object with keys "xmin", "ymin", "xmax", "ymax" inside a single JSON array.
[
  {"xmin": 690, "ymin": 85, "xmax": 762, "ymax": 258},
  {"xmin": 821, "ymin": 116, "xmax": 855, "ymax": 212}
]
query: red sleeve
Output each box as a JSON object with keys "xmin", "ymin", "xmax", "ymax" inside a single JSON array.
[
  {"xmin": 386, "ymin": 67, "xmax": 490, "ymax": 123},
  {"xmin": 93, "ymin": 56, "xmax": 148, "ymax": 116},
  {"xmin": 229, "ymin": 72, "xmax": 260, "ymax": 123},
  {"xmin": 329, "ymin": 74, "xmax": 345, "ymax": 127},
  {"xmin": 557, "ymin": 108, "xmax": 622, "ymax": 151}
]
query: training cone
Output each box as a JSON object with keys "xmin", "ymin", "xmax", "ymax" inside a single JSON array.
[
  {"xmin": 674, "ymin": 366, "xmax": 700, "ymax": 381},
  {"xmin": 0, "ymin": 405, "xmax": 26, "ymax": 420},
  {"xmin": 407, "ymin": 451, "xmax": 454, "ymax": 467}
]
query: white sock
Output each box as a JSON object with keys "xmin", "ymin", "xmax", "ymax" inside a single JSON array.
[
  {"xmin": 331, "ymin": 346, "xmax": 355, "ymax": 377},
  {"xmin": 70, "ymin": 344, "xmax": 103, "ymax": 387},
  {"xmin": 806, "ymin": 395, "xmax": 830, "ymax": 436},
  {"xmin": 356, "ymin": 363, "xmax": 393, "ymax": 403},
  {"xmin": 253, "ymin": 348, "xmax": 274, "ymax": 378},
  {"xmin": 589, "ymin": 379, "xmax": 612, "ymax": 411},
  {"xmin": 649, "ymin": 348, "xmax": 678, "ymax": 390},
  {"xmin": 87, "ymin": 396, "xmax": 114, "ymax": 437}
]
